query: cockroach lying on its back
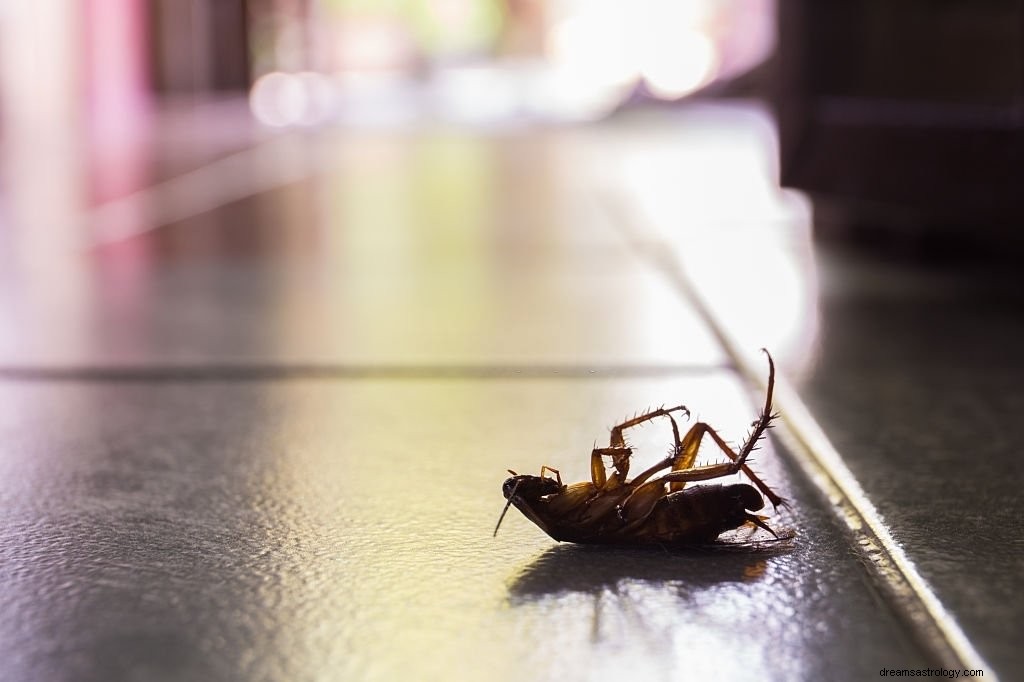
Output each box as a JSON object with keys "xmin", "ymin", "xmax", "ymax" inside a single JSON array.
[{"xmin": 494, "ymin": 350, "xmax": 786, "ymax": 546}]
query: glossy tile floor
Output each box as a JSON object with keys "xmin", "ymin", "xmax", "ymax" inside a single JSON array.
[
  {"xmin": 798, "ymin": 248, "xmax": 1024, "ymax": 676},
  {"xmin": 0, "ymin": 103, "xmax": 1014, "ymax": 681}
]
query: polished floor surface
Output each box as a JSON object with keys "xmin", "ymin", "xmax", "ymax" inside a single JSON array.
[{"xmin": 0, "ymin": 102, "xmax": 1015, "ymax": 681}]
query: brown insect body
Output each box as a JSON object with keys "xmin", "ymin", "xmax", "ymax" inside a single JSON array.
[
  {"xmin": 495, "ymin": 351, "xmax": 785, "ymax": 546},
  {"xmin": 502, "ymin": 477, "xmax": 766, "ymax": 546}
]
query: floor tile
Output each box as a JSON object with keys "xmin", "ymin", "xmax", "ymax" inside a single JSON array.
[
  {"xmin": 0, "ymin": 375, "xmax": 927, "ymax": 682},
  {"xmin": 793, "ymin": 246, "xmax": 1024, "ymax": 676}
]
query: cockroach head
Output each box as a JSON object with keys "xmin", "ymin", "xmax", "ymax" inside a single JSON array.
[
  {"xmin": 494, "ymin": 472, "xmax": 563, "ymax": 538},
  {"xmin": 502, "ymin": 473, "xmax": 561, "ymax": 502}
]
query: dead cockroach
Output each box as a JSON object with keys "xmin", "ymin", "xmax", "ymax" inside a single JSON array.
[{"xmin": 494, "ymin": 350, "xmax": 786, "ymax": 546}]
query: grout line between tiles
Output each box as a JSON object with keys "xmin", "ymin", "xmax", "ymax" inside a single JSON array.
[
  {"xmin": 601, "ymin": 192, "xmax": 999, "ymax": 679},
  {"xmin": 0, "ymin": 363, "xmax": 728, "ymax": 383}
]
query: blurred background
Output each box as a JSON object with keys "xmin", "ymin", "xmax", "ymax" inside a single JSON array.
[
  {"xmin": 1, "ymin": 0, "xmax": 1019, "ymax": 251},
  {"xmin": 0, "ymin": 0, "xmax": 820, "ymax": 369},
  {"xmin": 0, "ymin": 0, "xmax": 776, "ymax": 129},
  {"xmin": 1, "ymin": 1, "xmax": 1022, "ymax": 681}
]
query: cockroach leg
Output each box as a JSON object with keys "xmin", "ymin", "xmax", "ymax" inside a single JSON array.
[
  {"xmin": 619, "ymin": 401, "xmax": 784, "ymax": 518},
  {"xmin": 617, "ymin": 450, "xmax": 766, "ymax": 523},
  {"xmin": 615, "ymin": 411, "xmax": 685, "ymax": 489},
  {"xmin": 539, "ymin": 465, "xmax": 562, "ymax": 487},
  {"xmin": 665, "ymin": 351, "xmax": 783, "ymax": 507},
  {"xmin": 665, "ymin": 422, "xmax": 784, "ymax": 507},
  {"xmin": 590, "ymin": 447, "xmax": 631, "ymax": 488},
  {"xmin": 595, "ymin": 405, "xmax": 690, "ymax": 486},
  {"xmin": 608, "ymin": 405, "xmax": 690, "ymax": 448}
]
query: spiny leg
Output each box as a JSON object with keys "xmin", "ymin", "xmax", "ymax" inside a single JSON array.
[
  {"xmin": 625, "ymin": 416, "xmax": 700, "ymax": 490},
  {"xmin": 619, "ymin": 417, "xmax": 766, "ymax": 520},
  {"xmin": 619, "ymin": 419, "xmax": 784, "ymax": 523},
  {"xmin": 614, "ymin": 412, "xmax": 686, "ymax": 523},
  {"xmin": 620, "ymin": 352, "xmax": 782, "ymax": 525},
  {"xmin": 662, "ymin": 416, "xmax": 783, "ymax": 502},
  {"xmin": 617, "ymin": 456, "xmax": 768, "ymax": 526},
  {"xmin": 665, "ymin": 412, "xmax": 682, "ymax": 455},
  {"xmin": 622, "ymin": 409, "xmax": 749, "ymax": 491},
  {"xmin": 669, "ymin": 421, "xmax": 707, "ymax": 486},
  {"xmin": 617, "ymin": 427, "xmax": 776, "ymax": 525},
  {"xmin": 623, "ymin": 411, "xmax": 683, "ymax": 488},
  {"xmin": 665, "ymin": 422, "xmax": 783, "ymax": 506},
  {"xmin": 670, "ymin": 351, "xmax": 780, "ymax": 502},
  {"xmin": 609, "ymin": 405, "xmax": 689, "ymax": 448},
  {"xmin": 658, "ymin": 459, "xmax": 753, "ymax": 485},
  {"xmin": 598, "ymin": 405, "xmax": 689, "ymax": 485}
]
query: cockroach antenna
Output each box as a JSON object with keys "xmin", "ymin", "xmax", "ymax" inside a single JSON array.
[{"xmin": 492, "ymin": 478, "xmax": 522, "ymax": 537}]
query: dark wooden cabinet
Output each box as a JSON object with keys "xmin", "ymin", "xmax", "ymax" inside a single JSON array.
[{"xmin": 775, "ymin": 1, "xmax": 1024, "ymax": 228}]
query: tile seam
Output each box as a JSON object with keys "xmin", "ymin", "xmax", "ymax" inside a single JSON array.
[{"xmin": 0, "ymin": 363, "xmax": 728, "ymax": 382}]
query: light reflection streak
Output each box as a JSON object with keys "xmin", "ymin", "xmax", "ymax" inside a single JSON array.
[
  {"xmin": 603, "ymin": 106, "xmax": 820, "ymax": 376},
  {"xmin": 88, "ymin": 134, "xmax": 325, "ymax": 247}
]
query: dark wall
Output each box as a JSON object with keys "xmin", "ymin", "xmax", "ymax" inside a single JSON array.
[{"xmin": 775, "ymin": 1, "xmax": 1024, "ymax": 233}]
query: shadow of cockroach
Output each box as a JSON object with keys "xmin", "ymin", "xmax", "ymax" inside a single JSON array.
[{"xmin": 506, "ymin": 530, "xmax": 795, "ymax": 603}]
